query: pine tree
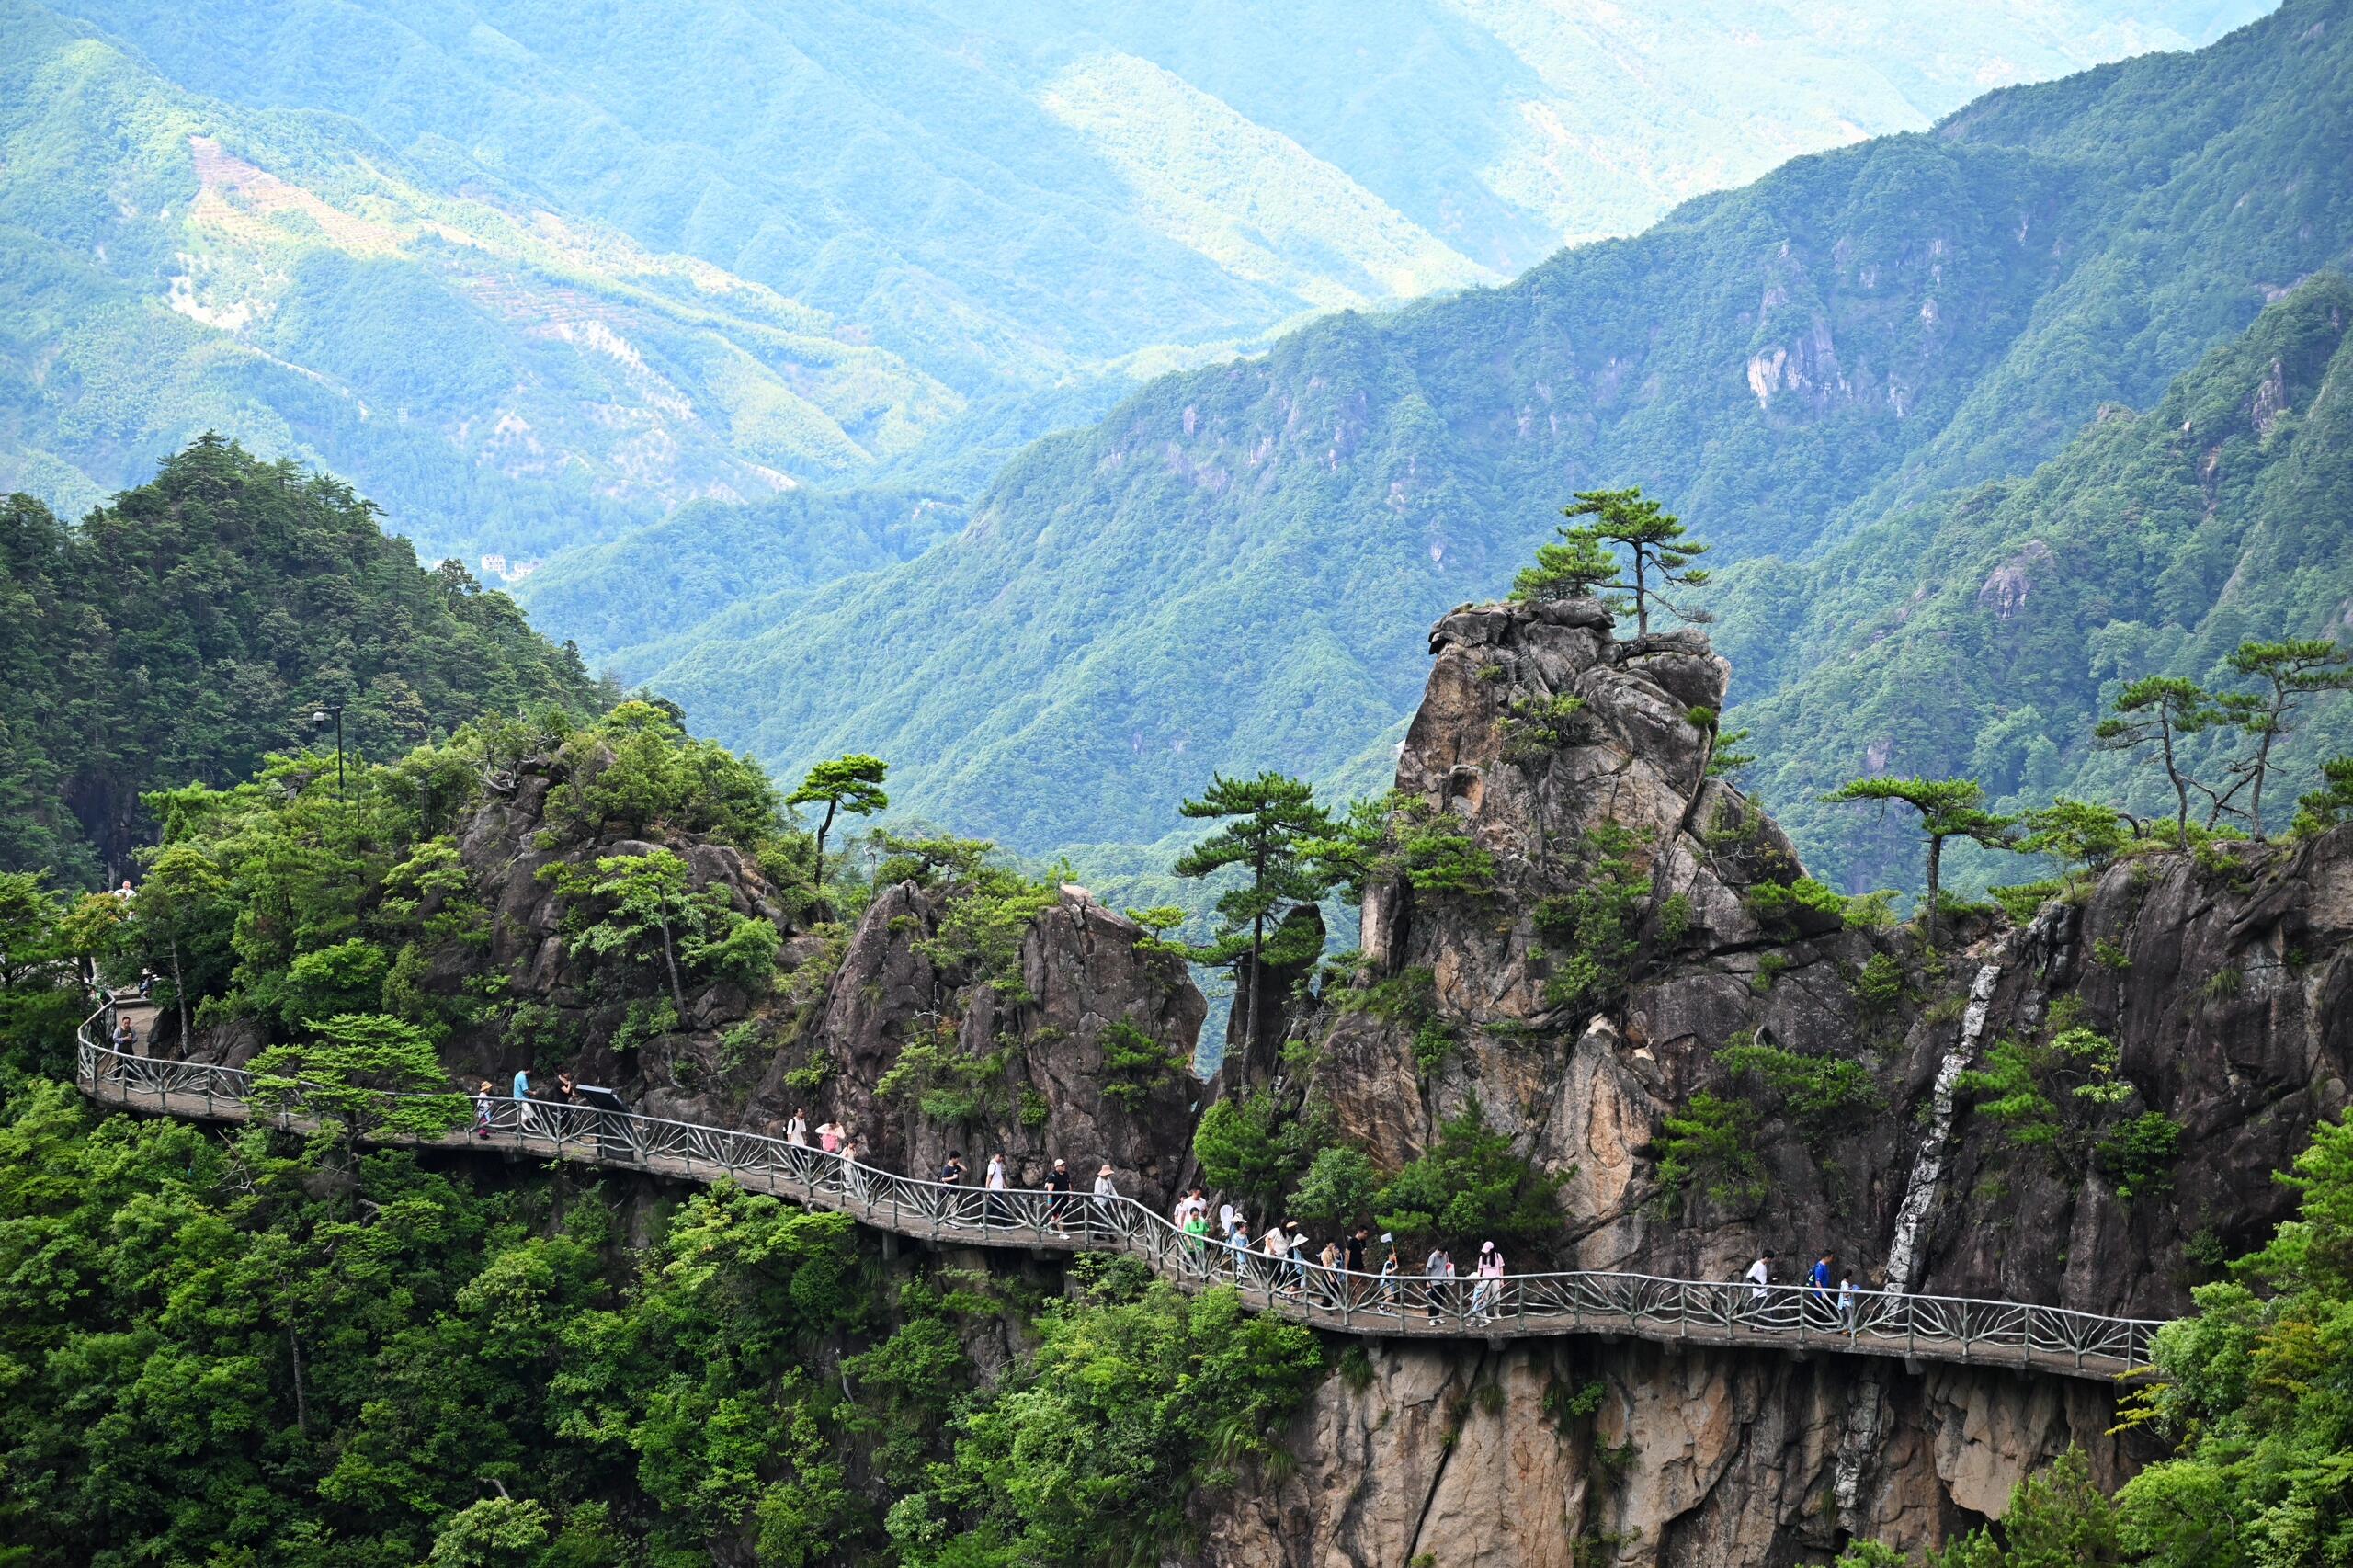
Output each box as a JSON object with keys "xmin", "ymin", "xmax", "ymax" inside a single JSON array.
[
  {"xmin": 2217, "ymin": 639, "xmax": 2353, "ymax": 838},
  {"xmin": 1513, "ymin": 487, "xmax": 1712, "ymax": 636},
  {"xmin": 1821, "ymin": 777, "xmax": 2012, "ymax": 949},
  {"xmin": 787, "ymin": 754, "xmax": 889, "ymax": 890},
  {"xmin": 2094, "ymin": 677, "xmax": 2226, "ymax": 846},
  {"xmin": 1172, "ymin": 772, "xmax": 1335, "ymax": 1055}
]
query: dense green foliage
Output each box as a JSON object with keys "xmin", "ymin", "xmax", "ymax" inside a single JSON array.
[
  {"xmin": 1732, "ymin": 272, "xmax": 2353, "ymax": 892},
  {"xmin": 0, "ymin": 437, "xmax": 610, "ymax": 883},
  {"xmin": 0, "ymin": 1065, "xmax": 1319, "ymax": 1567},
  {"xmin": 885, "ymin": 1267, "xmax": 1323, "ymax": 1567},
  {"xmin": 624, "ymin": 2, "xmax": 2345, "ymax": 869},
  {"xmin": 1842, "ymin": 1108, "xmax": 2353, "ymax": 1566}
]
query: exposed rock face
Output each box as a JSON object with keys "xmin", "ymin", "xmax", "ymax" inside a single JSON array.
[
  {"xmin": 1204, "ymin": 1339, "xmax": 2127, "ymax": 1568},
  {"xmin": 777, "ymin": 882, "xmax": 1205, "ymax": 1210},
  {"xmin": 1189, "ymin": 595, "xmax": 2353, "ymax": 1563}
]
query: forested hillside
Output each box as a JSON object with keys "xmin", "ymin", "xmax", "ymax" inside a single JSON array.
[
  {"xmin": 620, "ymin": 0, "xmax": 2353, "ymax": 866},
  {"xmin": 1724, "ymin": 274, "xmax": 2353, "ymax": 891},
  {"xmin": 0, "ymin": 436, "xmax": 611, "ymax": 883},
  {"xmin": 50, "ymin": 0, "xmax": 2252, "ymax": 389},
  {"xmin": 4, "ymin": 0, "xmax": 2268, "ymax": 570},
  {"xmin": 0, "ymin": 2, "xmax": 962, "ymax": 561}
]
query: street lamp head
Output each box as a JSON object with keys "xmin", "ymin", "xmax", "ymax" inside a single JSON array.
[{"xmin": 313, "ymin": 710, "xmax": 330, "ymax": 724}]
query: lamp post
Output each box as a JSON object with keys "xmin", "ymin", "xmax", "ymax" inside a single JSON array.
[{"xmin": 312, "ymin": 703, "xmax": 347, "ymax": 801}]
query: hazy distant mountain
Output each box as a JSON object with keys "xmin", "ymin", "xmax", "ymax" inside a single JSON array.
[
  {"xmin": 607, "ymin": 0, "xmax": 2347, "ymax": 890},
  {"xmin": 6, "ymin": 0, "xmax": 2268, "ymax": 560}
]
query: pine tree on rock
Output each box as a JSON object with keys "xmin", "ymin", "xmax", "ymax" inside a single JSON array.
[
  {"xmin": 1513, "ymin": 487, "xmax": 1712, "ymax": 636},
  {"xmin": 2218, "ymin": 639, "xmax": 2353, "ymax": 839},
  {"xmin": 2094, "ymin": 677, "xmax": 2227, "ymax": 846},
  {"xmin": 1173, "ymin": 771, "xmax": 1335, "ymax": 1056},
  {"xmin": 787, "ymin": 754, "xmax": 889, "ymax": 891},
  {"xmin": 1821, "ymin": 777, "xmax": 2012, "ymax": 950}
]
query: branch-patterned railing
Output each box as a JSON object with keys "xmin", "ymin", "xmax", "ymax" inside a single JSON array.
[{"xmin": 73, "ymin": 1014, "xmax": 2164, "ymax": 1381}]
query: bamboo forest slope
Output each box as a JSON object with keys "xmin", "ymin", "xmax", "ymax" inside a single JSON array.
[
  {"xmin": 1719, "ymin": 274, "xmax": 2353, "ymax": 892},
  {"xmin": 635, "ymin": 0, "xmax": 2353, "ymax": 856}
]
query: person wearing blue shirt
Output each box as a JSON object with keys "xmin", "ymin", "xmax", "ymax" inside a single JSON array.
[
  {"xmin": 512, "ymin": 1067, "xmax": 535, "ymax": 1131},
  {"xmin": 1809, "ymin": 1252, "xmax": 1836, "ymax": 1324}
]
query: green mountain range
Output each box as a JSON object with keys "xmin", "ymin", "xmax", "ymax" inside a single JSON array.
[
  {"xmin": 1728, "ymin": 272, "xmax": 2353, "ymax": 892},
  {"xmin": 5, "ymin": 0, "xmax": 2266, "ymax": 564},
  {"xmin": 585, "ymin": 0, "xmax": 2351, "ymax": 893}
]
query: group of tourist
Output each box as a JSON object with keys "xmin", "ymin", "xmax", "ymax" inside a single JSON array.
[
  {"xmin": 1156, "ymin": 1191, "xmax": 1516, "ymax": 1323},
  {"xmin": 475, "ymin": 1086, "xmax": 1877, "ymax": 1335},
  {"xmin": 1745, "ymin": 1249, "xmax": 1868, "ymax": 1330}
]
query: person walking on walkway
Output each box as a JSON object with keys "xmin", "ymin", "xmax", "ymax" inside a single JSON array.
[
  {"xmin": 1262, "ymin": 1220, "xmax": 1292, "ymax": 1295},
  {"xmin": 1838, "ymin": 1271, "xmax": 1859, "ymax": 1334},
  {"xmin": 786, "ymin": 1108, "xmax": 810, "ymax": 1147},
  {"xmin": 1344, "ymin": 1226, "xmax": 1369, "ymax": 1308},
  {"xmin": 841, "ymin": 1135, "xmax": 868, "ymax": 1200},
  {"xmin": 1184, "ymin": 1203, "xmax": 1211, "ymax": 1264},
  {"xmin": 1745, "ymin": 1250, "xmax": 1775, "ymax": 1320},
  {"xmin": 512, "ymin": 1066, "xmax": 536, "ymax": 1132},
  {"xmin": 474, "ymin": 1080, "xmax": 495, "ymax": 1140},
  {"xmin": 1426, "ymin": 1245, "xmax": 1451, "ymax": 1324},
  {"xmin": 1472, "ymin": 1241, "xmax": 1506, "ymax": 1324},
  {"xmin": 1092, "ymin": 1163, "xmax": 1119, "ymax": 1238},
  {"xmin": 111, "ymin": 1016, "xmax": 137, "ymax": 1053},
  {"xmin": 1044, "ymin": 1158, "xmax": 1073, "ymax": 1234},
  {"xmin": 1809, "ymin": 1252, "xmax": 1836, "ymax": 1327},
  {"xmin": 1379, "ymin": 1233, "xmax": 1400, "ymax": 1312},
  {"xmin": 984, "ymin": 1153, "xmax": 1010, "ymax": 1226},
  {"xmin": 818, "ymin": 1119, "xmax": 844, "ymax": 1155},
  {"xmin": 934, "ymin": 1150, "xmax": 962, "ymax": 1219}
]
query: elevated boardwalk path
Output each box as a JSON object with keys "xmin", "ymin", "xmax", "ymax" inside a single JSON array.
[{"xmin": 74, "ymin": 1010, "xmax": 2161, "ymax": 1382}]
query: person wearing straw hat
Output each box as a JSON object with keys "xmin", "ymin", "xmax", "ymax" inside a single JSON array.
[{"xmin": 1091, "ymin": 1163, "xmax": 1118, "ymax": 1239}]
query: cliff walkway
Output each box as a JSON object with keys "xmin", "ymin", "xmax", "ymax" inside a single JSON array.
[{"xmin": 75, "ymin": 1010, "xmax": 2160, "ymax": 1382}]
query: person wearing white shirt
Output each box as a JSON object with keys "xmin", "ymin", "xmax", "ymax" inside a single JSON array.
[
  {"xmin": 1745, "ymin": 1251, "xmax": 1776, "ymax": 1321},
  {"xmin": 984, "ymin": 1153, "xmax": 1010, "ymax": 1226}
]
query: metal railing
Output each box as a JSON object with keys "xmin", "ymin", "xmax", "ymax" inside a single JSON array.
[{"xmin": 72, "ymin": 1011, "xmax": 2162, "ymax": 1381}]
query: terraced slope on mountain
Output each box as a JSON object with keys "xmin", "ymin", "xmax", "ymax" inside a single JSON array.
[
  {"xmin": 632, "ymin": 0, "xmax": 2353, "ymax": 857},
  {"xmin": 0, "ymin": 1, "xmax": 956, "ymax": 560}
]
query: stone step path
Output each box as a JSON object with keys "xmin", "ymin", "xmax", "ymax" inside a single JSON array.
[{"xmin": 72, "ymin": 1015, "xmax": 2162, "ymax": 1382}]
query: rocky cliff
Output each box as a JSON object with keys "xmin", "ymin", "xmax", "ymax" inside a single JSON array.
[
  {"xmin": 1195, "ymin": 594, "xmax": 2353, "ymax": 1565},
  {"xmin": 186, "ymin": 744, "xmax": 1210, "ymax": 1210}
]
